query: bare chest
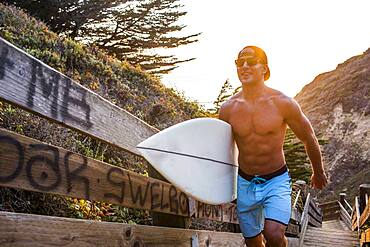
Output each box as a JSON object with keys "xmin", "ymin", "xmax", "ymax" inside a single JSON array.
[{"xmin": 229, "ymin": 101, "xmax": 285, "ymax": 137}]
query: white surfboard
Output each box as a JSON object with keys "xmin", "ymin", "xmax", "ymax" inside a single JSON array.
[{"xmin": 137, "ymin": 118, "xmax": 238, "ymax": 205}]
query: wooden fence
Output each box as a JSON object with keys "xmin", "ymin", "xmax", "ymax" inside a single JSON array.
[
  {"xmin": 0, "ymin": 37, "xmax": 323, "ymax": 246},
  {"xmin": 319, "ymin": 184, "xmax": 370, "ymax": 247},
  {"xmin": 351, "ymin": 184, "xmax": 370, "ymax": 246}
]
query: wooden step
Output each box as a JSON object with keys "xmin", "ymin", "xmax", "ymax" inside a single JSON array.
[
  {"xmin": 303, "ymin": 220, "xmax": 359, "ymax": 247},
  {"xmin": 303, "ymin": 240, "xmax": 359, "ymax": 247},
  {"xmin": 321, "ymin": 220, "xmax": 350, "ymax": 230},
  {"xmin": 303, "ymin": 239, "xmax": 359, "ymax": 246},
  {"xmin": 305, "ymin": 231, "xmax": 357, "ymax": 237},
  {"xmin": 306, "ymin": 229, "xmax": 356, "ymax": 235},
  {"xmin": 304, "ymin": 235, "xmax": 359, "ymax": 243}
]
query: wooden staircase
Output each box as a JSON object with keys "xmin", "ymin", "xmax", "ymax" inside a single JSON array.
[{"xmin": 302, "ymin": 220, "xmax": 359, "ymax": 247}]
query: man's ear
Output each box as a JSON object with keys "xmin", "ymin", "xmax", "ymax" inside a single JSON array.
[{"xmin": 263, "ymin": 64, "xmax": 268, "ymax": 74}]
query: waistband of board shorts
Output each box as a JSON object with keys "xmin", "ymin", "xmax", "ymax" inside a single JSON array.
[{"xmin": 238, "ymin": 165, "xmax": 288, "ymax": 184}]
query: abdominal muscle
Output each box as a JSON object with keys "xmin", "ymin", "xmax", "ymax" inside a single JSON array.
[{"xmin": 235, "ymin": 131, "xmax": 286, "ymax": 176}]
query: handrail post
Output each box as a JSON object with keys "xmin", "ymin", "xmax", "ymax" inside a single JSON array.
[
  {"xmin": 359, "ymin": 184, "xmax": 370, "ymax": 215},
  {"xmin": 355, "ymin": 196, "xmax": 361, "ymax": 237},
  {"xmin": 293, "ymin": 180, "xmax": 306, "ymax": 209},
  {"xmin": 295, "ymin": 180, "xmax": 307, "ymax": 200},
  {"xmin": 338, "ymin": 192, "xmax": 352, "ymax": 229},
  {"xmin": 148, "ymin": 166, "xmax": 191, "ymax": 228},
  {"xmin": 295, "ymin": 180, "xmax": 307, "ymax": 188},
  {"xmin": 299, "ymin": 193, "xmax": 311, "ymax": 247},
  {"xmin": 339, "ymin": 192, "xmax": 351, "ymax": 214},
  {"xmin": 339, "ymin": 192, "xmax": 346, "ymax": 206}
]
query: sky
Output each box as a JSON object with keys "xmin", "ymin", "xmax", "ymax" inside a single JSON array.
[{"xmin": 161, "ymin": 0, "xmax": 370, "ymax": 109}]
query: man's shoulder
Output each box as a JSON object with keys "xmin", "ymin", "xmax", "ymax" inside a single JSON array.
[
  {"xmin": 269, "ymin": 90, "xmax": 302, "ymax": 117},
  {"xmin": 221, "ymin": 92, "xmax": 242, "ymax": 108},
  {"xmin": 269, "ymin": 89, "xmax": 297, "ymax": 107}
]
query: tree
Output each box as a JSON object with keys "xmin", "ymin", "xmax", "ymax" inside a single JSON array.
[
  {"xmin": 84, "ymin": 0, "xmax": 200, "ymax": 74},
  {"xmin": 2, "ymin": 0, "xmax": 123, "ymax": 37},
  {"xmin": 3, "ymin": 0, "xmax": 200, "ymax": 74},
  {"xmin": 212, "ymin": 79, "xmax": 240, "ymax": 115}
]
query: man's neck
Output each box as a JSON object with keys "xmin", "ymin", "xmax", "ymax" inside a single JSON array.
[{"xmin": 241, "ymin": 82, "xmax": 267, "ymax": 100}]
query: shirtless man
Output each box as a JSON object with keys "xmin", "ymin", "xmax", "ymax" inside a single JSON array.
[{"xmin": 219, "ymin": 46, "xmax": 328, "ymax": 247}]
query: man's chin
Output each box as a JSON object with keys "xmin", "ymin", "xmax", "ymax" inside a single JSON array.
[{"xmin": 240, "ymin": 80, "xmax": 253, "ymax": 85}]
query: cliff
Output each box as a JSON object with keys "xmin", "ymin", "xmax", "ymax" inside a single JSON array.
[{"xmin": 295, "ymin": 48, "xmax": 370, "ymax": 203}]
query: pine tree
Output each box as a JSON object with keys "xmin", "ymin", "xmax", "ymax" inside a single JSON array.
[
  {"xmin": 2, "ymin": 0, "xmax": 122, "ymax": 37},
  {"xmin": 87, "ymin": 0, "xmax": 200, "ymax": 74},
  {"xmin": 4, "ymin": 0, "xmax": 200, "ymax": 74},
  {"xmin": 212, "ymin": 79, "xmax": 234, "ymax": 115}
]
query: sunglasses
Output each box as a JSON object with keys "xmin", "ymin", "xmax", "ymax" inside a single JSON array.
[{"xmin": 235, "ymin": 57, "xmax": 261, "ymax": 67}]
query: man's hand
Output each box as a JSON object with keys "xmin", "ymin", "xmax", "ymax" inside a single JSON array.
[{"xmin": 311, "ymin": 172, "xmax": 328, "ymax": 190}]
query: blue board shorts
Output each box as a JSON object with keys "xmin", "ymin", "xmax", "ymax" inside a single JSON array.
[{"xmin": 237, "ymin": 166, "xmax": 292, "ymax": 239}]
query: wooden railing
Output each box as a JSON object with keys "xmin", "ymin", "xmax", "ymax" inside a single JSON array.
[
  {"xmin": 293, "ymin": 181, "xmax": 323, "ymax": 247},
  {"xmin": 351, "ymin": 184, "xmax": 370, "ymax": 246},
  {"xmin": 0, "ymin": 37, "xmax": 323, "ymax": 246},
  {"xmin": 320, "ymin": 184, "xmax": 370, "ymax": 246}
]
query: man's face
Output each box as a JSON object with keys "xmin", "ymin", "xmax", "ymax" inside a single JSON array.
[{"xmin": 236, "ymin": 47, "xmax": 267, "ymax": 85}]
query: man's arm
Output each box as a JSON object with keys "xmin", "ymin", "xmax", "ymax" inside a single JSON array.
[{"xmin": 281, "ymin": 97, "xmax": 328, "ymax": 190}]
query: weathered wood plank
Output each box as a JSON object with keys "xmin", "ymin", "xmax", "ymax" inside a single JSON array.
[
  {"xmin": 321, "ymin": 205, "xmax": 340, "ymax": 214},
  {"xmin": 309, "ymin": 199, "xmax": 322, "ymax": 216},
  {"xmin": 299, "ymin": 193, "xmax": 311, "ymax": 246},
  {"xmin": 308, "ymin": 213, "xmax": 321, "ymax": 227},
  {"xmin": 351, "ymin": 197, "xmax": 358, "ymax": 230},
  {"xmin": 361, "ymin": 228, "xmax": 370, "ymax": 245},
  {"xmin": 359, "ymin": 184, "xmax": 370, "ymax": 214},
  {"xmin": 320, "ymin": 203, "xmax": 340, "ymax": 211},
  {"xmin": 343, "ymin": 199, "xmax": 353, "ymax": 212},
  {"xmin": 290, "ymin": 207, "xmax": 302, "ymax": 224},
  {"xmin": 292, "ymin": 189, "xmax": 301, "ymax": 209},
  {"xmin": 320, "ymin": 204, "xmax": 340, "ymax": 213},
  {"xmin": 338, "ymin": 201, "xmax": 351, "ymax": 219},
  {"xmin": 193, "ymin": 202, "xmax": 238, "ymax": 224},
  {"xmin": 340, "ymin": 211, "xmax": 352, "ymax": 230},
  {"xmin": 308, "ymin": 201, "xmax": 322, "ymax": 225},
  {"xmin": 194, "ymin": 202, "xmax": 223, "ymax": 222},
  {"xmin": 323, "ymin": 212, "xmax": 340, "ymax": 221},
  {"xmin": 307, "ymin": 217, "xmax": 321, "ymax": 228},
  {"xmin": 286, "ymin": 224, "xmax": 300, "ymax": 237},
  {"xmin": 318, "ymin": 200, "xmax": 338, "ymax": 209},
  {"xmin": 351, "ymin": 208, "xmax": 357, "ymax": 230},
  {"xmin": 0, "ymin": 37, "xmax": 157, "ymax": 156},
  {"xmin": 194, "ymin": 201, "xmax": 299, "ymax": 236},
  {"xmin": 221, "ymin": 203, "xmax": 238, "ymax": 224},
  {"xmin": 359, "ymin": 199, "xmax": 370, "ymax": 228},
  {"xmin": 322, "ymin": 206, "xmax": 340, "ymax": 215},
  {"xmin": 338, "ymin": 201, "xmax": 352, "ymax": 229},
  {"xmin": 353, "ymin": 197, "xmax": 361, "ymax": 234},
  {"xmin": 0, "ymin": 128, "xmax": 190, "ymax": 217},
  {"xmin": 0, "ymin": 211, "xmax": 301, "ymax": 247},
  {"xmin": 308, "ymin": 210, "xmax": 322, "ymax": 228},
  {"xmin": 0, "ymin": 211, "xmax": 245, "ymax": 247},
  {"xmin": 322, "ymin": 211, "xmax": 340, "ymax": 220}
]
